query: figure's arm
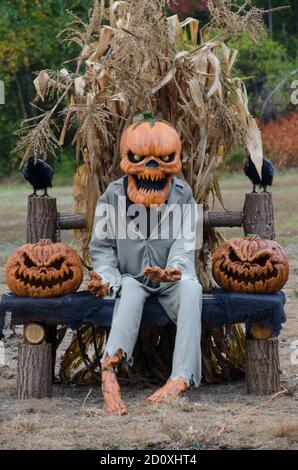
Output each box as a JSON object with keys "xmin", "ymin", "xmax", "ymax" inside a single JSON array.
[{"xmin": 89, "ymin": 190, "xmax": 121, "ymax": 296}]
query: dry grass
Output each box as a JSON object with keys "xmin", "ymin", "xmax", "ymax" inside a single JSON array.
[{"xmin": 272, "ymin": 421, "xmax": 298, "ymax": 439}]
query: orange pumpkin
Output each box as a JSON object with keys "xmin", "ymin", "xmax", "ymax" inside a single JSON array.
[
  {"xmin": 212, "ymin": 235, "xmax": 289, "ymax": 294},
  {"xmin": 6, "ymin": 240, "xmax": 83, "ymax": 298},
  {"xmin": 120, "ymin": 113, "xmax": 182, "ymax": 206}
]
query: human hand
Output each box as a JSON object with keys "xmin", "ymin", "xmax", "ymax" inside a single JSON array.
[
  {"xmin": 143, "ymin": 266, "xmax": 182, "ymax": 282},
  {"xmin": 87, "ymin": 271, "xmax": 110, "ymax": 297}
]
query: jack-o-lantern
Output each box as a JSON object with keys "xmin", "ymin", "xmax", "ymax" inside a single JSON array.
[
  {"xmin": 120, "ymin": 113, "xmax": 182, "ymax": 207},
  {"xmin": 212, "ymin": 235, "xmax": 289, "ymax": 294},
  {"xmin": 6, "ymin": 240, "xmax": 83, "ymax": 298}
]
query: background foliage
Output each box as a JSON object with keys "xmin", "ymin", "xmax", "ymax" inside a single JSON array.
[{"xmin": 0, "ymin": 0, "xmax": 298, "ymax": 178}]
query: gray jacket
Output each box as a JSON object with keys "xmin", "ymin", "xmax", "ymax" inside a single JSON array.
[{"xmin": 90, "ymin": 176, "xmax": 200, "ymax": 294}]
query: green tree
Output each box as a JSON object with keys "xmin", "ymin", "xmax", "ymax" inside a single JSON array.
[{"xmin": 0, "ymin": 0, "xmax": 89, "ymax": 177}]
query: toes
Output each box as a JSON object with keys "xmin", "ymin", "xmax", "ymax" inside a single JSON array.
[
  {"xmin": 147, "ymin": 391, "xmax": 165, "ymax": 404},
  {"xmin": 104, "ymin": 398, "xmax": 128, "ymax": 416}
]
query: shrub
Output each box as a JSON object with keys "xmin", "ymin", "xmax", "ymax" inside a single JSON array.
[{"xmin": 261, "ymin": 111, "xmax": 298, "ymax": 168}]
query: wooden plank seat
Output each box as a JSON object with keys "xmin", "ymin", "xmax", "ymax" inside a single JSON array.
[
  {"xmin": 0, "ymin": 288, "xmax": 286, "ymax": 399},
  {"xmin": 0, "ymin": 288, "xmax": 286, "ymax": 336}
]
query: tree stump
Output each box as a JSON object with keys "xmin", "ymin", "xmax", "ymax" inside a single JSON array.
[
  {"xmin": 246, "ymin": 338, "xmax": 280, "ymax": 395},
  {"xmin": 27, "ymin": 196, "xmax": 57, "ymax": 243},
  {"xmin": 24, "ymin": 323, "xmax": 45, "ymax": 345},
  {"xmin": 17, "ymin": 343, "xmax": 52, "ymax": 399},
  {"xmin": 243, "ymin": 192, "xmax": 275, "ymax": 239},
  {"xmin": 250, "ymin": 322, "xmax": 273, "ymax": 340}
]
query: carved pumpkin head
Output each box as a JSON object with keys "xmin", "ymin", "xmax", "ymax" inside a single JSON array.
[
  {"xmin": 6, "ymin": 240, "xmax": 83, "ymax": 298},
  {"xmin": 120, "ymin": 113, "xmax": 182, "ymax": 206},
  {"xmin": 212, "ymin": 235, "xmax": 289, "ymax": 294}
]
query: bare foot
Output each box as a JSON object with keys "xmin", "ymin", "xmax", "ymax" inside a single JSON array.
[
  {"xmin": 101, "ymin": 370, "xmax": 128, "ymax": 416},
  {"xmin": 147, "ymin": 378, "xmax": 188, "ymax": 404}
]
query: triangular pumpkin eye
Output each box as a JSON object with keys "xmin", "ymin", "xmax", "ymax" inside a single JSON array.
[
  {"xmin": 255, "ymin": 255, "xmax": 270, "ymax": 267},
  {"xmin": 51, "ymin": 258, "xmax": 64, "ymax": 270},
  {"xmin": 23, "ymin": 253, "xmax": 36, "ymax": 268},
  {"xmin": 228, "ymin": 247, "xmax": 241, "ymax": 263}
]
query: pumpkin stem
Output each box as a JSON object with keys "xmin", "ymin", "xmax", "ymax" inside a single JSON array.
[
  {"xmin": 132, "ymin": 110, "xmax": 172, "ymax": 129},
  {"xmin": 37, "ymin": 239, "xmax": 52, "ymax": 245},
  {"xmin": 245, "ymin": 234, "xmax": 261, "ymax": 241},
  {"xmin": 133, "ymin": 110, "xmax": 157, "ymax": 129}
]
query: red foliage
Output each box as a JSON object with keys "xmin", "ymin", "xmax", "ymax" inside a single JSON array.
[
  {"xmin": 261, "ymin": 112, "xmax": 298, "ymax": 168},
  {"xmin": 169, "ymin": 0, "xmax": 207, "ymax": 14}
]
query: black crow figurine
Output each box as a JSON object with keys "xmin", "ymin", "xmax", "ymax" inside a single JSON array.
[
  {"xmin": 22, "ymin": 156, "xmax": 54, "ymax": 197},
  {"xmin": 244, "ymin": 155, "xmax": 275, "ymax": 193}
]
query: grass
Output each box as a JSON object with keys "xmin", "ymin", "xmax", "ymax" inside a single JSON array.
[
  {"xmin": 0, "ymin": 182, "xmax": 74, "ymax": 263},
  {"xmin": 214, "ymin": 169, "xmax": 298, "ymax": 246}
]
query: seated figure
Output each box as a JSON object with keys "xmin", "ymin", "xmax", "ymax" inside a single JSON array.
[{"xmin": 88, "ymin": 114, "xmax": 203, "ymax": 415}]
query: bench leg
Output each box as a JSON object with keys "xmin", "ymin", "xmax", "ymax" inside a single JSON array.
[
  {"xmin": 245, "ymin": 337, "xmax": 281, "ymax": 395},
  {"xmin": 45, "ymin": 325, "xmax": 57, "ymax": 382},
  {"xmin": 17, "ymin": 343, "xmax": 52, "ymax": 399}
]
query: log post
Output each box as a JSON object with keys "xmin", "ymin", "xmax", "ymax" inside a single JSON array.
[
  {"xmin": 243, "ymin": 192, "xmax": 275, "ymax": 240},
  {"xmin": 17, "ymin": 343, "xmax": 52, "ymax": 399},
  {"xmin": 246, "ymin": 338, "xmax": 280, "ymax": 395},
  {"xmin": 17, "ymin": 196, "xmax": 58, "ymax": 399},
  {"xmin": 242, "ymin": 192, "xmax": 280, "ymax": 394},
  {"xmin": 27, "ymin": 197, "xmax": 57, "ymax": 243}
]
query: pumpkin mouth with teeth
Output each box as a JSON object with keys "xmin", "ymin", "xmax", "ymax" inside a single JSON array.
[
  {"xmin": 120, "ymin": 114, "xmax": 182, "ymax": 206},
  {"xmin": 6, "ymin": 240, "xmax": 83, "ymax": 298},
  {"xmin": 212, "ymin": 235, "xmax": 289, "ymax": 294}
]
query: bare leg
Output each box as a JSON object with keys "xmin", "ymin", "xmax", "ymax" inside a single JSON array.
[
  {"xmin": 101, "ymin": 276, "xmax": 149, "ymax": 415},
  {"xmin": 147, "ymin": 279, "xmax": 202, "ymax": 404},
  {"xmin": 147, "ymin": 377, "xmax": 188, "ymax": 404},
  {"xmin": 101, "ymin": 350, "xmax": 127, "ymax": 416}
]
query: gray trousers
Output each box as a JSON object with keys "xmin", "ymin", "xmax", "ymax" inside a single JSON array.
[{"xmin": 102, "ymin": 276, "xmax": 202, "ymax": 387}]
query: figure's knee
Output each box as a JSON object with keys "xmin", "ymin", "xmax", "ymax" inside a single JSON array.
[
  {"xmin": 117, "ymin": 275, "xmax": 146, "ymax": 306},
  {"xmin": 180, "ymin": 278, "xmax": 202, "ymax": 298},
  {"xmin": 120, "ymin": 275, "xmax": 141, "ymax": 292}
]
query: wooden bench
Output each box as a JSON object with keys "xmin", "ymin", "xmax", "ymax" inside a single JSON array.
[
  {"xmin": 0, "ymin": 288, "xmax": 285, "ymax": 398},
  {"xmin": 1, "ymin": 191, "xmax": 285, "ymax": 399}
]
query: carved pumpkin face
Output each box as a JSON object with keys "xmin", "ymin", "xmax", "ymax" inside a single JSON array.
[
  {"xmin": 212, "ymin": 235, "xmax": 289, "ymax": 294},
  {"xmin": 6, "ymin": 240, "xmax": 83, "ymax": 298},
  {"xmin": 120, "ymin": 115, "xmax": 182, "ymax": 207}
]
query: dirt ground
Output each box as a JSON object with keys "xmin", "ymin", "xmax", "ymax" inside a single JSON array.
[{"xmin": 0, "ymin": 172, "xmax": 298, "ymax": 450}]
